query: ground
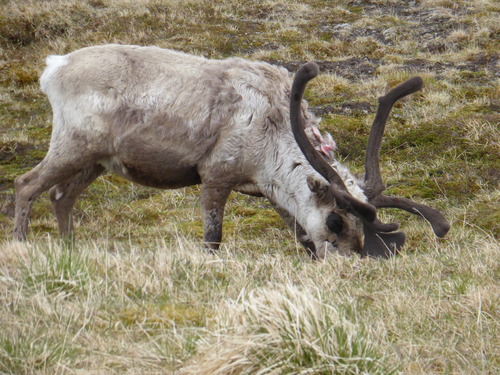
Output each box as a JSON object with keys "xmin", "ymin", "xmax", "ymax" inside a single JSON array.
[{"xmin": 0, "ymin": 0, "xmax": 498, "ymax": 374}]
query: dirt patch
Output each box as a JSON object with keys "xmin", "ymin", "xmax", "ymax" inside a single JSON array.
[
  {"xmin": 271, "ymin": 57, "xmax": 380, "ymax": 79},
  {"xmin": 271, "ymin": 53, "xmax": 499, "ymax": 82},
  {"xmin": 406, "ymin": 54, "xmax": 499, "ymax": 75},
  {"xmin": 312, "ymin": 101, "xmax": 372, "ymax": 117}
]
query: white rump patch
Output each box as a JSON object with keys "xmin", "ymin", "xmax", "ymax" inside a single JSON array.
[{"xmin": 40, "ymin": 54, "xmax": 69, "ymax": 93}]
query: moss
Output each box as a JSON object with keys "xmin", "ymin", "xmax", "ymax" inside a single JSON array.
[
  {"xmin": 388, "ymin": 172, "xmax": 481, "ymax": 201},
  {"xmin": 231, "ymin": 205, "xmax": 260, "ymax": 217},
  {"xmin": 238, "ymin": 208, "xmax": 286, "ymax": 235},
  {"xmin": 321, "ymin": 115, "xmax": 368, "ymax": 160},
  {"xmin": 177, "ymin": 220, "xmax": 204, "ymax": 239},
  {"xmin": 118, "ymin": 303, "xmax": 209, "ymax": 328},
  {"xmin": 0, "ymin": 139, "xmax": 47, "ymax": 187},
  {"xmin": 383, "ymin": 116, "xmax": 499, "ymax": 197},
  {"xmin": 465, "ymin": 198, "xmax": 500, "ymax": 237},
  {"xmin": 175, "ymin": 202, "xmax": 286, "ymax": 242}
]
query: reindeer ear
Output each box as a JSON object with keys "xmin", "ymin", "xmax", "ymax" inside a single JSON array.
[{"xmin": 307, "ymin": 175, "xmax": 329, "ymax": 195}]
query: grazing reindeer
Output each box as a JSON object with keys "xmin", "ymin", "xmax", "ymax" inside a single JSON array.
[
  {"xmin": 14, "ymin": 45, "xmax": 449, "ymax": 258},
  {"xmin": 289, "ymin": 63, "xmax": 450, "ymax": 256}
]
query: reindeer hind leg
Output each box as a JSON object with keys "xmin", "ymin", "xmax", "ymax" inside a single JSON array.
[
  {"xmin": 14, "ymin": 151, "xmax": 101, "ymax": 240},
  {"xmin": 49, "ymin": 164, "xmax": 105, "ymax": 239}
]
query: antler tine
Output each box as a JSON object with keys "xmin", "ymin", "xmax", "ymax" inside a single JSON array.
[
  {"xmin": 371, "ymin": 195, "xmax": 451, "ymax": 237},
  {"xmin": 364, "ymin": 76, "xmax": 451, "ymax": 238},
  {"xmin": 290, "ymin": 62, "xmax": 379, "ymax": 222},
  {"xmin": 290, "ymin": 62, "xmax": 348, "ymax": 190},
  {"xmin": 364, "ymin": 76, "xmax": 424, "ymax": 199}
]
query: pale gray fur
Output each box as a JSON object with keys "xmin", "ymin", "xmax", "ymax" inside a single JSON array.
[{"xmin": 14, "ymin": 45, "xmax": 363, "ymax": 257}]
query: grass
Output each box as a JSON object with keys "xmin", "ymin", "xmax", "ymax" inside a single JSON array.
[
  {"xmin": 1, "ymin": 232, "xmax": 498, "ymax": 374},
  {"xmin": 0, "ymin": 0, "xmax": 499, "ymax": 373}
]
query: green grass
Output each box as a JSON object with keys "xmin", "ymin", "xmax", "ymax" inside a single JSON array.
[{"xmin": 0, "ymin": 0, "xmax": 499, "ymax": 373}]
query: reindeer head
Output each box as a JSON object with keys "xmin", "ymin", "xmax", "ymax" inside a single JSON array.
[{"xmin": 290, "ymin": 63, "xmax": 450, "ymax": 258}]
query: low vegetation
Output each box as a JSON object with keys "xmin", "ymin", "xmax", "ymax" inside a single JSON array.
[{"xmin": 0, "ymin": 0, "xmax": 498, "ymax": 373}]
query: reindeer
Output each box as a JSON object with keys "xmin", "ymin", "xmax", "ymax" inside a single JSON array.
[{"xmin": 13, "ymin": 45, "xmax": 450, "ymax": 258}]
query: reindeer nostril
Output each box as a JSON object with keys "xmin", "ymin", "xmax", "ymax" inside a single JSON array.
[{"xmin": 326, "ymin": 213, "xmax": 343, "ymax": 234}]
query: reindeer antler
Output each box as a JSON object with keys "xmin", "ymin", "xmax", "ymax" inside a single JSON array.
[
  {"xmin": 290, "ymin": 63, "xmax": 406, "ymax": 258},
  {"xmin": 290, "ymin": 63, "xmax": 377, "ymax": 222},
  {"xmin": 290, "ymin": 63, "xmax": 350, "ymax": 191},
  {"xmin": 364, "ymin": 77, "xmax": 451, "ymax": 238}
]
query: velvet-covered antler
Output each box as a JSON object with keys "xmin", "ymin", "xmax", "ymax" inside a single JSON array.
[
  {"xmin": 364, "ymin": 77, "xmax": 451, "ymax": 238},
  {"xmin": 290, "ymin": 63, "xmax": 405, "ymax": 257}
]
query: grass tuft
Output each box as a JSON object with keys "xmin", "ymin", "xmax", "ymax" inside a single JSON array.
[{"xmin": 181, "ymin": 286, "xmax": 398, "ymax": 375}]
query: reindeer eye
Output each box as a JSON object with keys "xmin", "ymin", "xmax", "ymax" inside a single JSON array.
[{"xmin": 326, "ymin": 213, "xmax": 344, "ymax": 234}]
